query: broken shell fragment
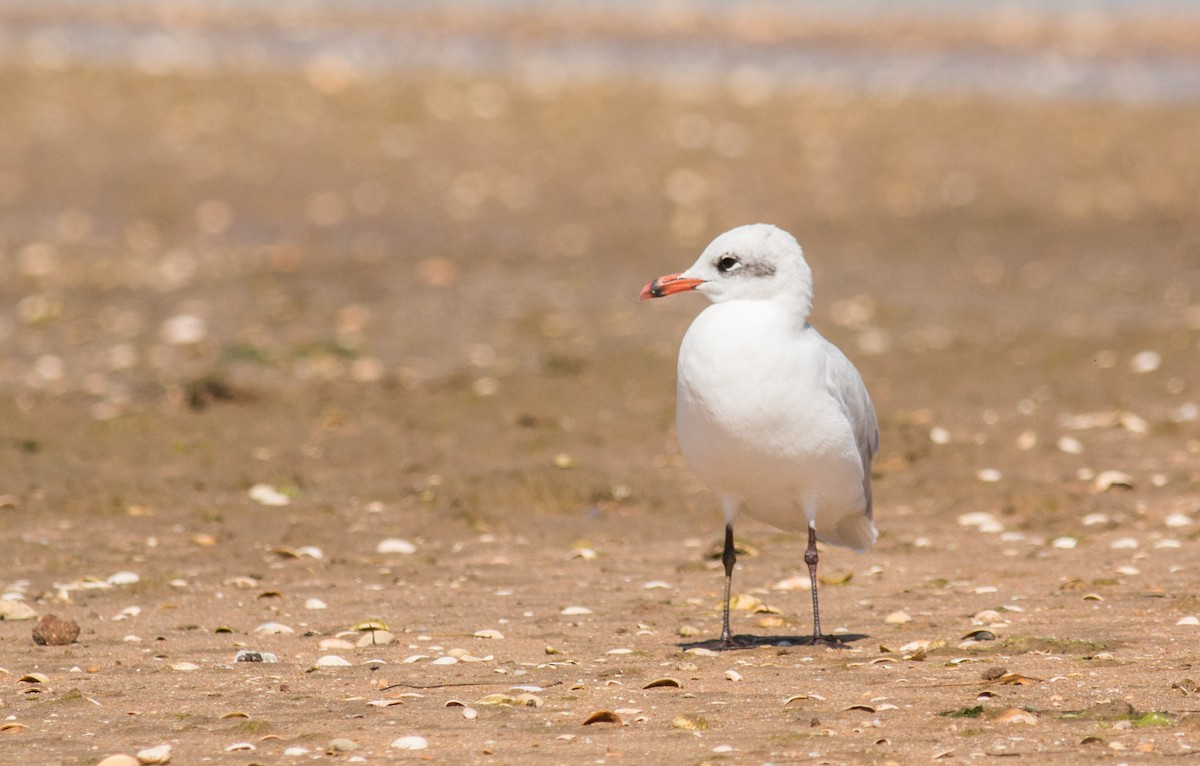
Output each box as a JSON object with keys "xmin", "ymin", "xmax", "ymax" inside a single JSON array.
[
  {"xmin": 376, "ymin": 538, "xmax": 416, "ymax": 554},
  {"xmin": 473, "ymin": 629, "xmax": 504, "ymax": 639},
  {"xmin": 993, "ymin": 708, "xmax": 1038, "ymax": 725},
  {"xmin": 1093, "ymin": 470, "xmax": 1133, "ymax": 493},
  {"xmin": 642, "ymin": 677, "xmax": 682, "ymax": 689},
  {"xmin": 560, "ymin": 606, "xmax": 592, "ymax": 616},
  {"xmin": 583, "ymin": 710, "xmax": 623, "ymax": 725}
]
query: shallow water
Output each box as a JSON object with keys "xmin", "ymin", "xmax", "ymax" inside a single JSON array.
[{"xmin": 2, "ymin": 0, "xmax": 1200, "ymax": 103}]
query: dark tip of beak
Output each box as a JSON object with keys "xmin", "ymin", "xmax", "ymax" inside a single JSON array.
[
  {"xmin": 640, "ymin": 278, "xmax": 667, "ymax": 301},
  {"xmin": 639, "ymin": 273, "xmax": 703, "ymax": 301}
]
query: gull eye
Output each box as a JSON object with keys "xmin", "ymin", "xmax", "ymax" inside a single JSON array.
[{"xmin": 716, "ymin": 255, "xmax": 740, "ymax": 273}]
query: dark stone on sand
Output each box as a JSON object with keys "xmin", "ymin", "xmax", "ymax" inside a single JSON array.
[{"xmin": 32, "ymin": 614, "xmax": 81, "ymax": 646}]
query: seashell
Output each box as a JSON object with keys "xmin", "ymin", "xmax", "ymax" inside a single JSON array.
[
  {"xmin": 583, "ymin": 711, "xmax": 622, "ymax": 725},
  {"xmin": 560, "ymin": 606, "xmax": 592, "ymax": 616},
  {"xmin": 643, "ymin": 677, "xmax": 681, "ymax": 689},
  {"xmin": 1093, "ymin": 471, "xmax": 1133, "ymax": 493},
  {"xmin": 352, "ymin": 619, "xmax": 389, "ymax": 632},
  {"xmin": 135, "ymin": 744, "xmax": 171, "ymax": 764},
  {"xmin": 376, "ymin": 538, "xmax": 416, "ymax": 555},
  {"xmin": 993, "ymin": 708, "xmax": 1038, "ymax": 725},
  {"xmin": 248, "ymin": 484, "xmax": 289, "ymax": 506},
  {"xmin": 473, "ymin": 629, "xmax": 504, "ymax": 639},
  {"xmin": 107, "ymin": 571, "xmax": 141, "ymax": 586}
]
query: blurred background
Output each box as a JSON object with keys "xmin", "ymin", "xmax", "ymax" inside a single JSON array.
[{"xmin": 1, "ymin": 0, "xmax": 1198, "ymax": 522}]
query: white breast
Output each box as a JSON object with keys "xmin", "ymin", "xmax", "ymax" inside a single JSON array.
[{"xmin": 675, "ymin": 301, "xmax": 875, "ymax": 550}]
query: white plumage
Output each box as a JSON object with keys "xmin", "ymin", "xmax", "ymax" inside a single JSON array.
[{"xmin": 641, "ymin": 223, "xmax": 879, "ymax": 645}]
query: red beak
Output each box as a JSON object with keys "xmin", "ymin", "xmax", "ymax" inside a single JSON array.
[{"xmin": 640, "ymin": 273, "xmax": 704, "ymax": 300}]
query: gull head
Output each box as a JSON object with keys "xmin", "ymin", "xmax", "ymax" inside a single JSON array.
[{"xmin": 640, "ymin": 224, "xmax": 814, "ymax": 316}]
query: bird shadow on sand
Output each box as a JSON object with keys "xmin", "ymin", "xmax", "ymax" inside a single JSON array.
[{"xmin": 678, "ymin": 633, "xmax": 869, "ymax": 652}]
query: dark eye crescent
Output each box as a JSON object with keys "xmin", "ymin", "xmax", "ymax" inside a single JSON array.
[{"xmin": 717, "ymin": 255, "xmax": 739, "ymax": 273}]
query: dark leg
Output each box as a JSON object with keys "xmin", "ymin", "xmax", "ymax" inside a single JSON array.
[
  {"xmin": 805, "ymin": 526, "xmax": 822, "ymax": 640},
  {"xmin": 720, "ymin": 523, "xmax": 736, "ymax": 646}
]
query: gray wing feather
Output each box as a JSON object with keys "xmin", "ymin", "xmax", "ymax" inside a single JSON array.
[{"xmin": 819, "ymin": 335, "xmax": 880, "ymax": 519}]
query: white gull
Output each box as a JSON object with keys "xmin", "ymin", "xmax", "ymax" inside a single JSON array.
[{"xmin": 641, "ymin": 223, "xmax": 879, "ymax": 646}]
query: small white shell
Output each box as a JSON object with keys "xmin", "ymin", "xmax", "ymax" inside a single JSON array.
[
  {"xmin": 377, "ymin": 538, "xmax": 417, "ymax": 554},
  {"xmin": 560, "ymin": 606, "xmax": 592, "ymax": 616},
  {"xmin": 389, "ymin": 736, "xmax": 429, "ymax": 750}
]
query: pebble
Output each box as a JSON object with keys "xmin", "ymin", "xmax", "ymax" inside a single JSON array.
[
  {"xmin": 376, "ymin": 538, "xmax": 417, "ymax": 554},
  {"xmin": 724, "ymin": 670, "xmax": 743, "ymax": 682},
  {"xmin": 1051, "ymin": 537, "xmax": 1078, "ymax": 549},
  {"xmin": 389, "ymin": 736, "xmax": 429, "ymax": 750},
  {"xmin": 31, "ymin": 614, "xmax": 80, "ymax": 646},
  {"xmin": 319, "ymin": 638, "xmax": 355, "ymax": 650},
  {"xmin": 283, "ymin": 747, "xmax": 310, "ymax": 757},
  {"xmin": 1165, "ymin": 513, "xmax": 1193, "ymax": 528},
  {"xmin": 884, "ymin": 610, "xmax": 912, "ymax": 625},
  {"xmin": 314, "ymin": 655, "xmax": 352, "ymax": 667},
  {"xmin": 1110, "ymin": 537, "xmax": 1138, "ymax": 550},
  {"xmin": 97, "ymin": 756, "xmax": 139, "ymax": 766},
  {"xmin": 233, "ymin": 650, "xmax": 278, "ymax": 663},
  {"xmin": 1177, "ymin": 616, "xmax": 1200, "ymax": 626},
  {"xmin": 305, "ymin": 598, "xmax": 328, "ymax": 610},
  {"xmin": 170, "ymin": 662, "xmax": 200, "ymax": 672},
  {"xmin": 327, "ymin": 739, "xmax": 359, "ymax": 753},
  {"xmin": 254, "ymin": 622, "xmax": 295, "ymax": 635},
  {"xmin": 135, "ymin": 744, "xmax": 171, "ymax": 764},
  {"xmin": 976, "ymin": 468, "xmax": 1002, "ymax": 483}
]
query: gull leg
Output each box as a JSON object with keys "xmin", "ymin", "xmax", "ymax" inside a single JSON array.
[
  {"xmin": 805, "ymin": 526, "xmax": 822, "ymax": 641},
  {"xmin": 720, "ymin": 523, "xmax": 736, "ymax": 646}
]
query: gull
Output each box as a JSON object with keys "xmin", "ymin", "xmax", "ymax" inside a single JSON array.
[{"xmin": 640, "ymin": 224, "xmax": 879, "ymax": 646}]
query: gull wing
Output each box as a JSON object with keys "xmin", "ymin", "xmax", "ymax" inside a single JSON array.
[{"xmin": 818, "ymin": 333, "xmax": 880, "ymax": 519}]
